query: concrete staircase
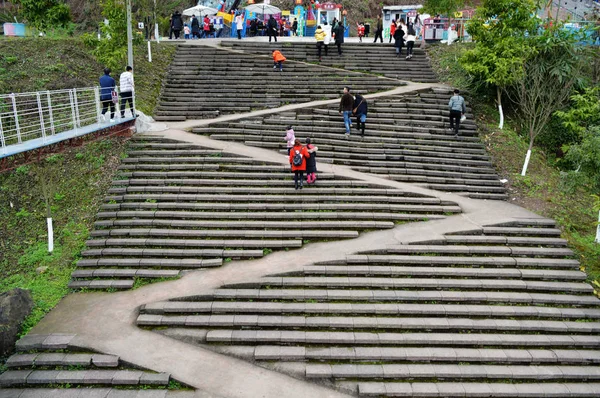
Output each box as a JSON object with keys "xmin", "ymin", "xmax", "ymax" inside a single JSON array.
[
  {"xmin": 68, "ymin": 135, "xmax": 460, "ymax": 290},
  {"xmin": 194, "ymin": 88, "xmax": 506, "ymax": 200},
  {"xmin": 154, "ymin": 44, "xmax": 404, "ymax": 121},
  {"xmin": 0, "ymin": 334, "xmax": 191, "ymax": 397},
  {"xmin": 137, "ymin": 219, "xmax": 600, "ymax": 397},
  {"xmin": 220, "ymin": 41, "xmax": 439, "ymax": 83}
]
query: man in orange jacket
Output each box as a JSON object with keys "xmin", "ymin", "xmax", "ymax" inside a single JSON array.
[{"xmin": 272, "ymin": 50, "xmax": 286, "ymax": 72}]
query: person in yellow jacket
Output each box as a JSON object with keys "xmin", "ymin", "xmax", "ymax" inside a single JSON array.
[{"xmin": 315, "ymin": 25, "xmax": 326, "ymax": 62}]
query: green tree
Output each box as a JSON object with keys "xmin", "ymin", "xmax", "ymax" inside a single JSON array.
[
  {"xmin": 84, "ymin": 0, "xmax": 142, "ymax": 71},
  {"xmin": 16, "ymin": 0, "xmax": 71, "ymax": 31},
  {"xmin": 556, "ymin": 87, "xmax": 600, "ymax": 191},
  {"xmin": 506, "ymin": 24, "xmax": 584, "ymax": 176},
  {"xmin": 423, "ymin": 0, "xmax": 469, "ymax": 17},
  {"xmin": 460, "ymin": 0, "xmax": 540, "ymax": 129}
]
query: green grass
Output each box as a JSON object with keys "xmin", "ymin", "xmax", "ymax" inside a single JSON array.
[
  {"xmin": 0, "ymin": 36, "xmax": 176, "ymax": 115},
  {"xmin": 0, "ymin": 138, "xmax": 129, "ymax": 336}
]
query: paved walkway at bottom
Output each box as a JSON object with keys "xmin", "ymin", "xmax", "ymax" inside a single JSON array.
[{"xmin": 30, "ymin": 85, "xmax": 544, "ymax": 397}]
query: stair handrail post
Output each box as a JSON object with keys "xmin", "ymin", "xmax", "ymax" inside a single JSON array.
[
  {"xmin": 0, "ymin": 108, "xmax": 5, "ymax": 154},
  {"xmin": 94, "ymin": 86, "xmax": 102, "ymax": 124},
  {"xmin": 46, "ymin": 90, "xmax": 55, "ymax": 136},
  {"xmin": 36, "ymin": 91, "xmax": 47, "ymax": 143},
  {"xmin": 10, "ymin": 93, "xmax": 21, "ymax": 144},
  {"xmin": 69, "ymin": 89, "xmax": 78, "ymax": 132}
]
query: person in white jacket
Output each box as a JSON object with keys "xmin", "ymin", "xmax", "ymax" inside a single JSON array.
[
  {"xmin": 119, "ymin": 66, "xmax": 135, "ymax": 119},
  {"xmin": 322, "ymin": 21, "xmax": 332, "ymax": 57},
  {"xmin": 405, "ymin": 23, "xmax": 416, "ymax": 60}
]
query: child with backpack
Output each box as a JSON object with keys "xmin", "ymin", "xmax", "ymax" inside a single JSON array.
[
  {"xmin": 284, "ymin": 125, "xmax": 295, "ymax": 155},
  {"xmin": 272, "ymin": 49, "xmax": 287, "ymax": 72},
  {"xmin": 289, "ymin": 139, "xmax": 310, "ymax": 190},
  {"xmin": 305, "ymin": 138, "xmax": 318, "ymax": 184}
]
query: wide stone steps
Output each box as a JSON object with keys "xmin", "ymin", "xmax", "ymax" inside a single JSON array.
[
  {"xmin": 0, "ymin": 334, "xmax": 176, "ymax": 395},
  {"xmin": 357, "ymin": 382, "xmax": 600, "ymax": 397},
  {"xmin": 140, "ymin": 313, "xmax": 600, "ymax": 331},
  {"xmin": 199, "ymin": 89, "xmax": 506, "ymax": 200},
  {"xmin": 154, "ymin": 44, "xmax": 403, "ymax": 120},
  {"xmin": 137, "ymin": 219, "xmax": 600, "ymax": 395},
  {"xmin": 69, "ymin": 135, "xmax": 458, "ymax": 289},
  {"xmin": 219, "ymin": 41, "xmax": 438, "ymax": 83}
]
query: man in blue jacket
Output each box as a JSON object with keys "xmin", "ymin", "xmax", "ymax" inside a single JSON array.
[
  {"xmin": 99, "ymin": 68, "xmax": 116, "ymax": 123},
  {"xmin": 448, "ymin": 88, "xmax": 466, "ymax": 137}
]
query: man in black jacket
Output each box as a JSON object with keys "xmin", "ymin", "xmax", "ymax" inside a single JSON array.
[
  {"xmin": 268, "ymin": 16, "xmax": 278, "ymax": 42},
  {"xmin": 353, "ymin": 94, "xmax": 368, "ymax": 136},
  {"xmin": 171, "ymin": 11, "xmax": 183, "ymax": 39}
]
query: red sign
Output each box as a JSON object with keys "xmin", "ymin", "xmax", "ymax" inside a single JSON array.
[{"xmin": 316, "ymin": 2, "xmax": 342, "ymax": 10}]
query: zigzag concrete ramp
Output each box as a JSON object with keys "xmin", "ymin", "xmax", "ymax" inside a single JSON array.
[{"xmin": 6, "ymin": 40, "xmax": 599, "ymax": 398}]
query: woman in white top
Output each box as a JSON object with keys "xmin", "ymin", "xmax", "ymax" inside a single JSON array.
[
  {"xmin": 235, "ymin": 14, "xmax": 244, "ymax": 40},
  {"xmin": 405, "ymin": 23, "xmax": 416, "ymax": 60},
  {"xmin": 322, "ymin": 21, "xmax": 332, "ymax": 56}
]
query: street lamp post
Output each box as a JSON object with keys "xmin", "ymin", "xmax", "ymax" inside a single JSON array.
[{"xmin": 127, "ymin": 0, "xmax": 134, "ymax": 68}]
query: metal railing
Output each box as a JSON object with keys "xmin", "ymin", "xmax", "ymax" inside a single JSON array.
[{"xmin": 0, "ymin": 86, "xmax": 135, "ymax": 157}]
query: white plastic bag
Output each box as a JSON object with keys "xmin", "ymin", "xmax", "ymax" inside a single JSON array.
[{"xmin": 460, "ymin": 115, "xmax": 466, "ymax": 122}]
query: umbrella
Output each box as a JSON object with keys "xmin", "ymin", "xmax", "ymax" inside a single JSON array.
[
  {"xmin": 182, "ymin": 5, "xmax": 219, "ymax": 17},
  {"xmin": 245, "ymin": 3, "xmax": 281, "ymax": 15}
]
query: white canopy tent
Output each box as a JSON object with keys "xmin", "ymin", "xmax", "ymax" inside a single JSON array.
[{"xmin": 182, "ymin": 5, "xmax": 219, "ymax": 17}]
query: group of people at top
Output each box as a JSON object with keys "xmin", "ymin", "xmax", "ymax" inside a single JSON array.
[
  {"xmin": 180, "ymin": 14, "xmax": 215, "ymax": 40},
  {"xmin": 314, "ymin": 19, "xmax": 347, "ymax": 59}
]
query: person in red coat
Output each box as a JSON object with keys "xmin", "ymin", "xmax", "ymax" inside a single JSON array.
[{"xmin": 289, "ymin": 139, "xmax": 310, "ymax": 190}]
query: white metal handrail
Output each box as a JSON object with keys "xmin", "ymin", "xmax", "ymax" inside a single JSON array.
[{"xmin": 0, "ymin": 86, "xmax": 136, "ymax": 157}]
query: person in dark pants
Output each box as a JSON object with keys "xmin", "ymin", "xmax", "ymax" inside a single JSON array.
[
  {"xmin": 373, "ymin": 15, "xmax": 383, "ymax": 43},
  {"xmin": 171, "ymin": 11, "xmax": 183, "ymax": 39},
  {"xmin": 119, "ymin": 66, "xmax": 135, "ymax": 119},
  {"xmin": 393, "ymin": 24, "xmax": 405, "ymax": 57},
  {"xmin": 334, "ymin": 22, "xmax": 344, "ymax": 55},
  {"xmin": 339, "ymin": 86, "xmax": 354, "ymax": 138},
  {"xmin": 191, "ymin": 15, "xmax": 201, "ymax": 39},
  {"xmin": 305, "ymin": 138, "xmax": 318, "ymax": 184},
  {"xmin": 99, "ymin": 68, "xmax": 116, "ymax": 122},
  {"xmin": 289, "ymin": 139, "xmax": 310, "ymax": 190},
  {"xmin": 353, "ymin": 93, "xmax": 368, "ymax": 136},
  {"xmin": 268, "ymin": 15, "xmax": 278, "ymax": 42},
  {"xmin": 292, "ymin": 18, "xmax": 298, "ymax": 36},
  {"xmin": 448, "ymin": 89, "xmax": 466, "ymax": 137}
]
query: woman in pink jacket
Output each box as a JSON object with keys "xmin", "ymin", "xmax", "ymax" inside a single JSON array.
[{"xmin": 284, "ymin": 125, "xmax": 295, "ymax": 155}]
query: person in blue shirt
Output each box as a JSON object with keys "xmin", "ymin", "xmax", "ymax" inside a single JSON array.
[{"xmin": 99, "ymin": 68, "xmax": 116, "ymax": 122}]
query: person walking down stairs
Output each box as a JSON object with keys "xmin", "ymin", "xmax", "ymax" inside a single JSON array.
[
  {"xmin": 448, "ymin": 89, "xmax": 466, "ymax": 138},
  {"xmin": 339, "ymin": 86, "xmax": 354, "ymax": 138},
  {"xmin": 353, "ymin": 93, "xmax": 368, "ymax": 136},
  {"xmin": 272, "ymin": 50, "xmax": 286, "ymax": 72},
  {"xmin": 289, "ymin": 139, "xmax": 310, "ymax": 190},
  {"xmin": 315, "ymin": 25, "xmax": 326, "ymax": 61},
  {"xmin": 305, "ymin": 138, "xmax": 319, "ymax": 184}
]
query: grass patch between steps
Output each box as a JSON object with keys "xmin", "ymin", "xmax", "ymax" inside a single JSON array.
[
  {"xmin": 0, "ymin": 138, "xmax": 129, "ymax": 337},
  {"xmin": 427, "ymin": 43, "xmax": 600, "ymax": 288}
]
